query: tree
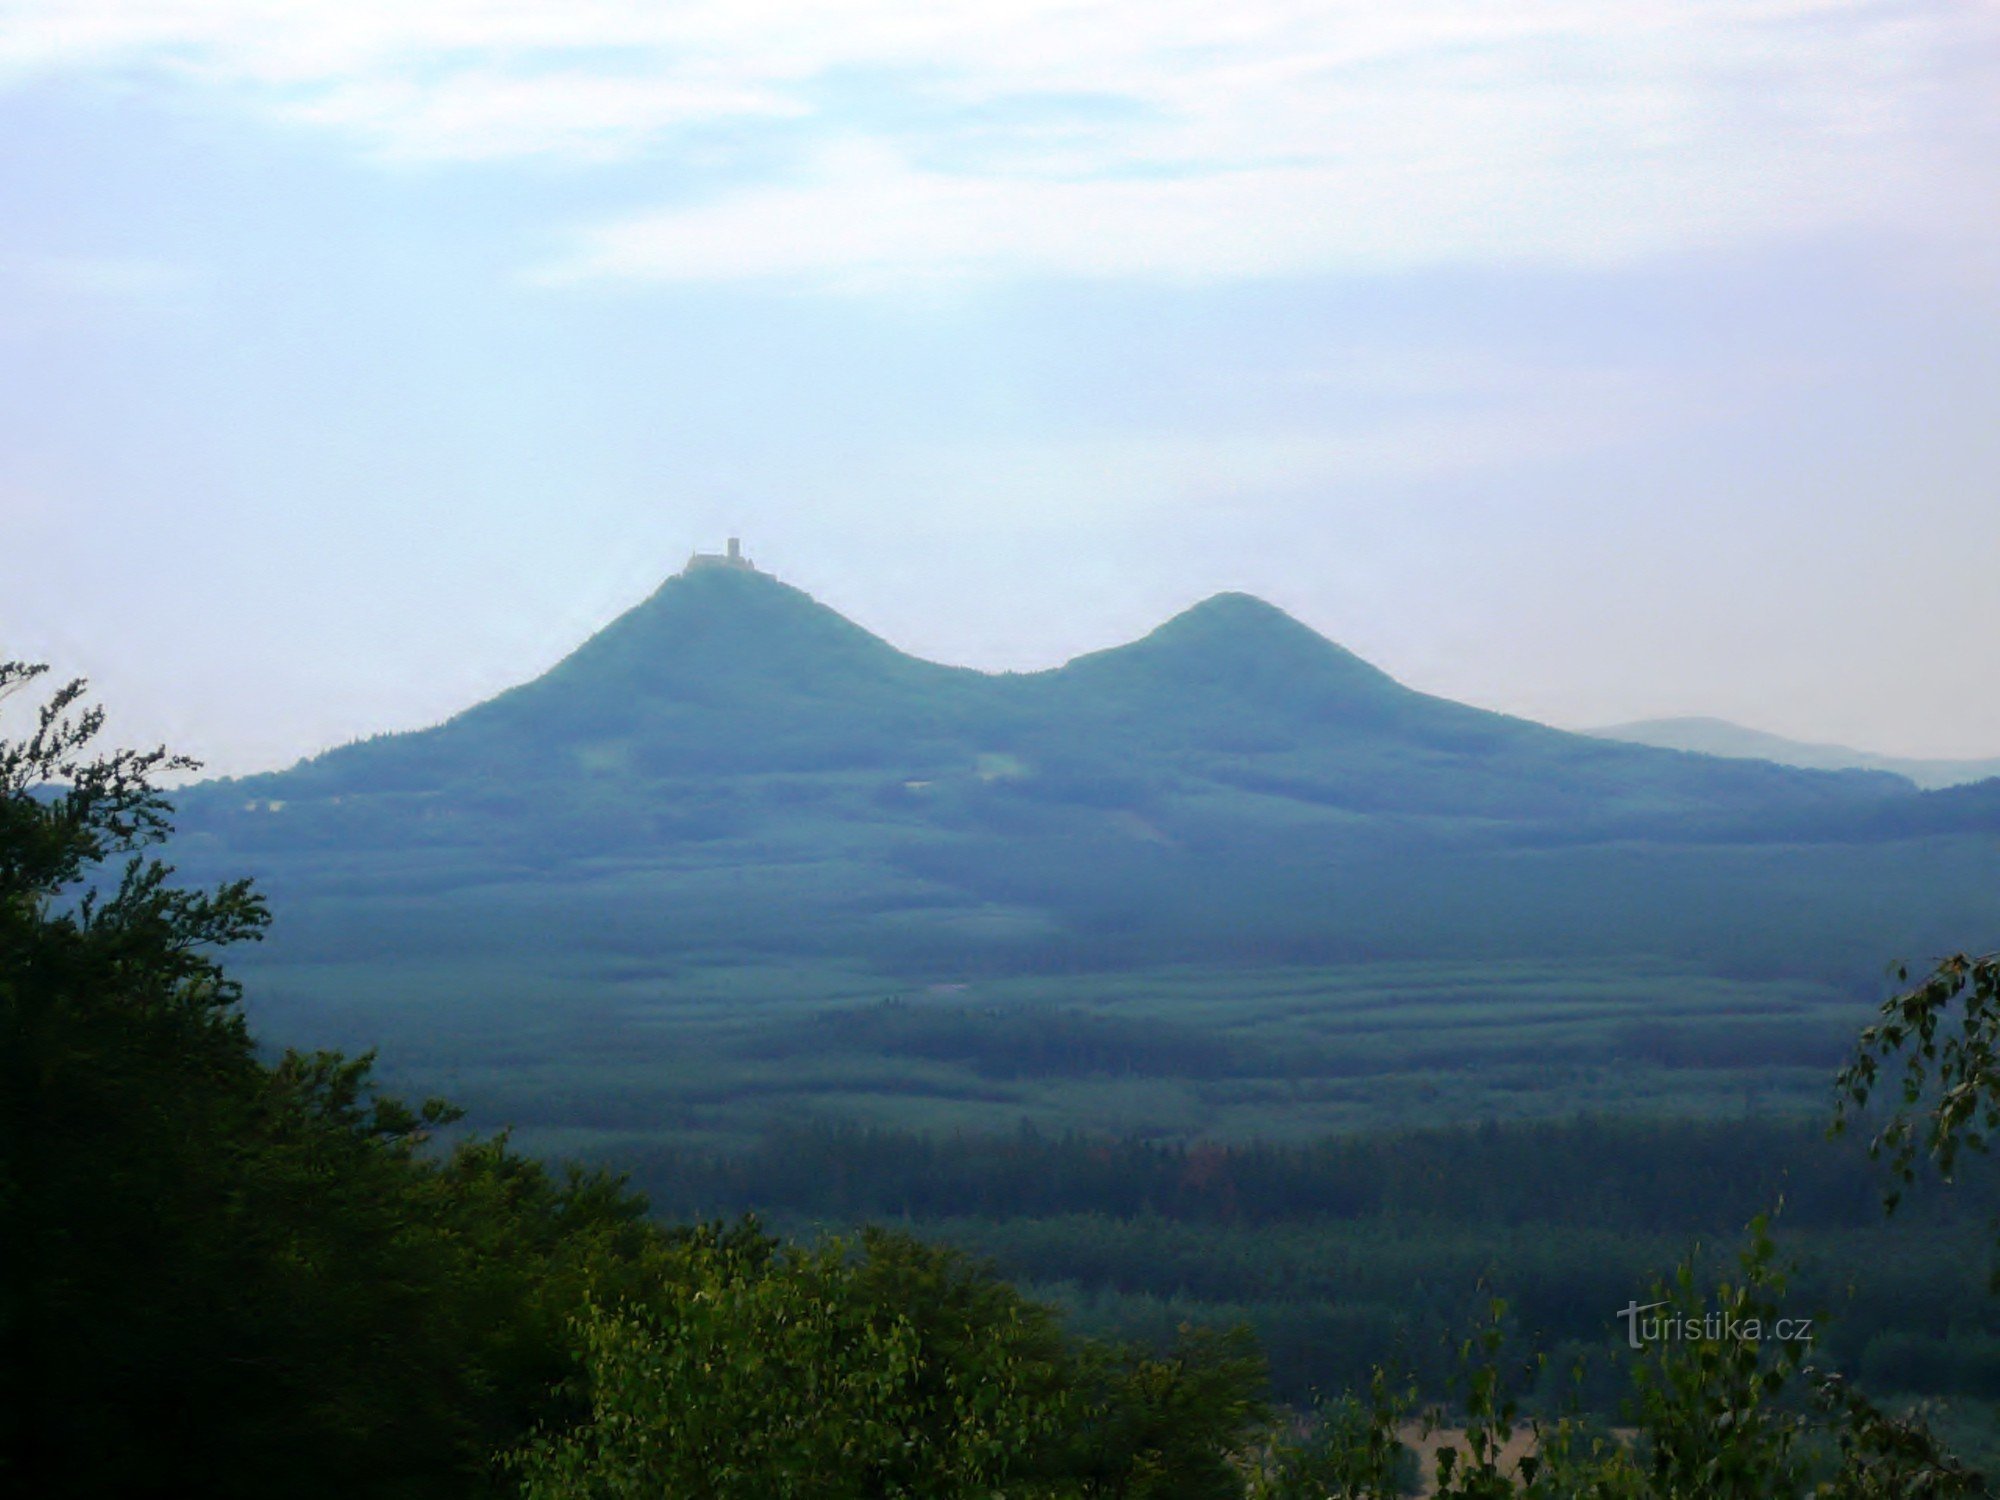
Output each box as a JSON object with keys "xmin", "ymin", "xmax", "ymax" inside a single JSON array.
[
  {"xmin": 1833, "ymin": 951, "xmax": 2000, "ymax": 1212},
  {"xmin": 511, "ymin": 1224, "xmax": 1074, "ymax": 1498},
  {"xmin": 0, "ymin": 665, "xmax": 652, "ymax": 1497},
  {"xmin": 1, "ymin": 663, "xmax": 276, "ymax": 1492},
  {"xmin": 512, "ymin": 1221, "xmax": 1273, "ymax": 1499}
]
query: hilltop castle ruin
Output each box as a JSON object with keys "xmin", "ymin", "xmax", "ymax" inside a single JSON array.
[{"xmin": 684, "ymin": 537, "xmax": 758, "ymax": 575}]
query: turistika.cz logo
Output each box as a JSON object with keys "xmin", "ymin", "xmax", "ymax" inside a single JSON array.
[{"xmin": 1617, "ymin": 1301, "xmax": 1814, "ymax": 1351}]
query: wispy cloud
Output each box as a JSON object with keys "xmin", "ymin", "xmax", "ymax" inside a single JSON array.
[
  {"xmin": 533, "ymin": 119, "xmax": 1901, "ymax": 288},
  {"xmin": 282, "ymin": 70, "xmax": 808, "ymax": 163},
  {"xmin": 1, "ymin": 1, "xmax": 1993, "ymax": 281}
]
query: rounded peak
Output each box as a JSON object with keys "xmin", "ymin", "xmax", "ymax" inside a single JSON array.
[
  {"xmin": 1140, "ymin": 591, "xmax": 1366, "ymax": 663},
  {"xmin": 1183, "ymin": 589, "xmax": 1288, "ymax": 613},
  {"xmin": 1052, "ymin": 589, "xmax": 1409, "ymax": 717},
  {"xmin": 1164, "ymin": 591, "xmax": 1314, "ymax": 631}
]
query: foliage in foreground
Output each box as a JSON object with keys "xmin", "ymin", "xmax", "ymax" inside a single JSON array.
[
  {"xmin": 512, "ymin": 1224, "xmax": 1269, "ymax": 1499},
  {"xmin": 1, "ymin": 667, "xmax": 668, "ymax": 1495}
]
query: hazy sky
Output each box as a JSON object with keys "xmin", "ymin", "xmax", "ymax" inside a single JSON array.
[{"xmin": 3, "ymin": 1, "xmax": 1998, "ymax": 775}]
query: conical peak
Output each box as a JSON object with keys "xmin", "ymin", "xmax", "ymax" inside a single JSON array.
[{"xmin": 543, "ymin": 563, "xmax": 921, "ymax": 692}]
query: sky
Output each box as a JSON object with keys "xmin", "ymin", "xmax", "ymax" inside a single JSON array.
[{"xmin": 2, "ymin": 0, "xmax": 1998, "ymax": 775}]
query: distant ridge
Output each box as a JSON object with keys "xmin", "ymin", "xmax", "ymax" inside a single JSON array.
[{"xmin": 1588, "ymin": 716, "xmax": 2000, "ymax": 791}]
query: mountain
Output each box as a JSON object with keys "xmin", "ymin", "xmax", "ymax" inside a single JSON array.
[
  {"xmin": 163, "ymin": 561, "xmax": 2000, "ymax": 1144},
  {"xmin": 166, "ymin": 559, "xmax": 1988, "ymax": 976},
  {"xmin": 221, "ymin": 567, "xmax": 1908, "ymax": 828},
  {"xmin": 266, "ymin": 565, "xmax": 996, "ymax": 790},
  {"xmin": 1587, "ymin": 716, "xmax": 2000, "ymax": 791}
]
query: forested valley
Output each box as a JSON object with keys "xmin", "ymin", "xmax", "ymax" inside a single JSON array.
[{"xmin": 12, "ymin": 626, "xmax": 2000, "ymax": 1496}]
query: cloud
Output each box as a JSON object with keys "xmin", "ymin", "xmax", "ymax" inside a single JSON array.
[
  {"xmin": 0, "ymin": 1, "xmax": 1994, "ymax": 280},
  {"xmin": 282, "ymin": 70, "xmax": 806, "ymax": 162},
  {"xmin": 533, "ymin": 123, "xmax": 1897, "ymax": 287}
]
